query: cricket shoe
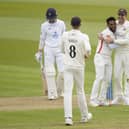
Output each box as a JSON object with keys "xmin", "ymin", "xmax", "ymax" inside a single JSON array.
[
  {"xmin": 111, "ymin": 96, "xmax": 123, "ymax": 105},
  {"xmin": 65, "ymin": 117, "xmax": 73, "ymax": 126},
  {"xmin": 90, "ymin": 100, "xmax": 99, "ymax": 107},
  {"xmin": 80, "ymin": 113, "xmax": 93, "ymax": 123},
  {"xmin": 57, "ymin": 92, "xmax": 64, "ymax": 98},
  {"xmin": 111, "ymin": 98, "xmax": 119, "ymax": 105},
  {"xmin": 123, "ymin": 97, "xmax": 129, "ymax": 105},
  {"xmin": 48, "ymin": 96, "xmax": 57, "ymax": 100},
  {"xmin": 98, "ymin": 101, "xmax": 109, "ymax": 106}
]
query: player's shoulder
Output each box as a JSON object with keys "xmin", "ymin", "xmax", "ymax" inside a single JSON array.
[
  {"xmin": 124, "ymin": 20, "xmax": 129, "ymax": 27},
  {"xmin": 57, "ymin": 19, "xmax": 64, "ymax": 22},
  {"xmin": 41, "ymin": 21, "xmax": 48, "ymax": 28},
  {"xmin": 62, "ymin": 31, "xmax": 68, "ymax": 35},
  {"xmin": 80, "ymin": 32, "xmax": 89, "ymax": 40},
  {"xmin": 116, "ymin": 20, "xmax": 119, "ymax": 25},
  {"xmin": 102, "ymin": 28, "xmax": 112, "ymax": 35},
  {"xmin": 62, "ymin": 31, "xmax": 69, "ymax": 38},
  {"xmin": 57, "ymin": 19, "xmax": 65, "ymax": 25},
  {"xmin": 117, "ymin": 20, "xmax": 129, "ymax": 27},
  {"xmin": 102, "ymin": 28, "xmax": 109, "ymax": 33},
  {"xmin": 125, "ymin": 20, "xmax": 129, "ymax": 24}
]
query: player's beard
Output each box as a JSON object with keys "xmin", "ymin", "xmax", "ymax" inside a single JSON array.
[{"xmin": 118, "ymin": 16, "xmax": 126, "ymax": 24}]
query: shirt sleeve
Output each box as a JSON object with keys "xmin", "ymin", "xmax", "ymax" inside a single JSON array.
[
  {"xmin": 62, "ymin": 21, "xmax": 66, "ymax": 34},
  {"xmin": 60, "ymin": 32, "xmax": 66, "ymax": 53},
  {"xmin": 108, "ymin": 44, "xmax": 120, "ymax": 49},
  {"xmin": 114, "ymin": 29, "xmax": 129, "ymax": 45},
  {"xmin": 38, "ymin": 24, "xmax": 46, "ymax": 50},
  {"xmin": 84, "ymin": 35, "xmax": 91, "ymax": 56}
]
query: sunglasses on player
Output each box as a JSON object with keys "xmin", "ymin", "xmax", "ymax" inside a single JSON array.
[{"xmin": 118, "ymin": 13, "xmax": 126, "ymax": 16}]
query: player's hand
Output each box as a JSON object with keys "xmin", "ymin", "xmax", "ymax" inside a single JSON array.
[
  {"xmin": 84, "ymin": 55, "xmax": 88, "ymax": 59},
  {"xmin": 98, "ymin": 33, "xmax": 104, "ymax": 40},
  {"xmin": 40, "ymin": 64, "xmax": 44, "ymax": 72},
  {"xmin": 104, "ymin": 35, "xmax": 114, "ymax": 43},
  {"xmin": 84, "ymin": 51, "xmax": 91, "ymax": 59},
  {"xmin": 35, "ymin": 51, "xmax": 42, "ymax": 63}
]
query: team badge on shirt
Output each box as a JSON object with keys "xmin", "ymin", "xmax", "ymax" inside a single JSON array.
[{"xmin": 53, "ymin": 32, "xmax": 58, "ymax": 38}]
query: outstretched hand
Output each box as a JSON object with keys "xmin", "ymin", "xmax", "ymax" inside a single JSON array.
[{"xmin": 35, "ymin": 51, "xmax": 42, "ymax": 63}]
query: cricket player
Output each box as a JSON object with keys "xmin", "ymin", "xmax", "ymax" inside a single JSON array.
[
  {"xmin": 61, "ymin": 16, "xmax": 92, "ymax": 125},
  {"xmin": 105, "ymin": 9, "xmax": 129, "ymax": 105},
  {"xmin": 90, "ymin": 17, "xmax": 117, "ymax": 107},
  {"xmin": 35, "ymin": 8, "xmax": 66, "ymax": 100}
]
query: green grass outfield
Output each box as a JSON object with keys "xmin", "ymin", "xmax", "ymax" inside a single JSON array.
[
  {"xmin": 0, "ymin": 106, "xmax": 129, "ymax": 129},
  {"xmin": 0, "ymin": 0, "xmax": 129, "ymax": 129},
  {"xmin": 1, "ymin": 0, "xmax": 129, "ymax": 97}
]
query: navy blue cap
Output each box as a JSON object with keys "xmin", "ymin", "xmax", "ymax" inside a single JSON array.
[
  {"xmin": 46, "ymin": 8, "xmax": 57, "ymax": 19},
  {"xmin": 71, "ymin": 16, "xmax": 81, "ymax": 27}
]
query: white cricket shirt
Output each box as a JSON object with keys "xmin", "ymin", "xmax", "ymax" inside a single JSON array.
[
  {"xmin": 39, "ymin": 19, "xmax": 66, "ymax": 49},
  {"xmin": 96, "ymin": 28, "xmax": 115, "ymax": 56},
  {"xmin": 114, "ymin": 20, "xmax": 129, "ymax": 53},
  {"xmin": 61, "ymin": 29, "xmax": 91, "ymax": 69}
]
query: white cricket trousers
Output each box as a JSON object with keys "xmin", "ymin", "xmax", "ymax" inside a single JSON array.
[
  {"xmin": 114, "ymin": 52, "xmax": 129, "ymax": 99},
  {"xmin": 90, "ymin": 54, "xmax": 112, "ymax": 102},
  {"xmin": 64, "ymin": 68, "xmax": 89, "ymax": 118},
  {"xmin": 44, "ymin": 45, "xmax": 64, "ymax": 98},
  {"xmin": 44, "ymin": 45, "xmax": 64, "ymax": 72}
]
